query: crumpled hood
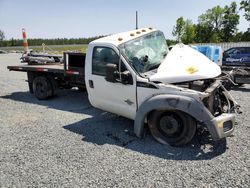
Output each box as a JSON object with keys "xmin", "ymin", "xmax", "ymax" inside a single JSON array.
[{"xmin": 149, "ymin": 44, "xmax": 221, "ymax": 83}]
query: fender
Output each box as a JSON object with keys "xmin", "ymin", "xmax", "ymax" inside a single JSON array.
[{"xmin": 134, "ymin": 94, "xmax": 214, "ymax": 138}]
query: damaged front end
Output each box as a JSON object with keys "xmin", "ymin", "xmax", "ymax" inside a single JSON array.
[
  {"xmin": 202, "ymin": 80, "xmax": 240, "ymax": 139},
  {"xmin": 183, "ymin": 78, "xmax": 240, "ymax": 140},
  {"xmin": 187, "ymin": 79, "xmax": 240, "ymax": 115},
  {"xmin": 148, "ymin": 44, "xmax": 241, "ymax": 140},
  {"xmin": 202, "ymin": 80, "xmax": 240, "ymax": 115}
]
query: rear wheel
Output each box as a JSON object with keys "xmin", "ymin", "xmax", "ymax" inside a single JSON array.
[
  {"xmin": 33, "ymin": 76, "xmax": 53, "ymax": 100},
  {"xmin": 28, "ymin": 82, "xmax": 34, "ymax": 93},
  {"xmin": 148, "ymin": 110, "xmax": 196, "ymax": 146},
  {"xmin": 47, "ymin": 76, "xmax": 58, "ymax": 96}
]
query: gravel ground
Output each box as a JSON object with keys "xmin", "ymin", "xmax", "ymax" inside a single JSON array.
[{"xmin": 0, "ymin": 53, "xmax": 249, "ymax": 187}]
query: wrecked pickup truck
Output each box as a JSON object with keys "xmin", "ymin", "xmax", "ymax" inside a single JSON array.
[{"xmin": 8, "ymin": 28, "xmax": 240, "ymax": 146}]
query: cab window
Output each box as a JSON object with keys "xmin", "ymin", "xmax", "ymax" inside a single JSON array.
[{"xmin": 92, "ymin": 47, "xmax": 127, "ymax": 76}]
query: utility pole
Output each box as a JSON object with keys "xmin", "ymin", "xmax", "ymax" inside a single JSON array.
[{"xmin": 136, "ymin": 11, "xmax": 138, "ymax": 29}]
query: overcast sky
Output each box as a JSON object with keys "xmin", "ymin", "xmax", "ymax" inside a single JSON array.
[{"xmin": 0, "ymin": 0, "xmax": 249, "ymax": 40}]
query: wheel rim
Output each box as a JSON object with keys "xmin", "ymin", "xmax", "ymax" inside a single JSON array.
[
  {"xmin": 157, "ymin": 113, "xmax": 184, "ymax": 138},
  {"xmin": 36, "ymin": 82, "xmax": 45, "ymax": 95}
]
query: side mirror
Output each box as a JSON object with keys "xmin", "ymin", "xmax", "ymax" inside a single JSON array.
[
  {"xmin": 121, "ymin": 71, "xmax": 133, "ymax": 85},
  {"xmin": 105, "ymin": 63, "xmax": 133, "ymax": 85},
  {"xmin": 105, "ymin": 63, "xmax": 118, "ymax": 82}
]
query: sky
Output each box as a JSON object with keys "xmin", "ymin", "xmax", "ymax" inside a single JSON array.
[{"xmin": 0, "ymin": 0, "xmax": 249, "ymax": 40}]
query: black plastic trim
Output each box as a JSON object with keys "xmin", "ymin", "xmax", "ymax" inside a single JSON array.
[{"xmin": 137, "ymin": 81, "xmax": 158, "ymax": 89}]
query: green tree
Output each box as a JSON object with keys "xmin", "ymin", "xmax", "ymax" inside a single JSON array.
[
  {"xmin": 197, "ymin": 5, "xmax": 224, "ymax": 42},
  {"xmin": 0, "ymin": 30, "xmax": 5, "ymax": 41},
  {"xmin": 198, "ymin": 5, "xmax": 224, "ymax": 31},
  {"xmin": 194, "ymin": 23, "xmax": 214, "ymax": 43},
  {"xmin": 221, "ymin": 2, "xmax": 240, "ymax": 42},
  {"xmin": 181, "ymin": 20, "xmax": 196, "ymax": 44},
  {"xmin": 240, "ymin": 0, "xmax": 250, "ymax": 32},
  {"xmin": 172, "ymin": 17, "xmax": 185, "ymax": 42},
  {"xmin": 210, "ymin": 32, "xmax": 222, "ymax": 43},
  {"xmin": 240, "ymin": 0, "xmax": 250, "ymax": 21}
]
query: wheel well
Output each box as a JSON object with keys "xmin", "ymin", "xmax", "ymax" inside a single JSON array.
[{"xmin": 146, "ymin": 110, "xmax": 156, "ymax": 122}]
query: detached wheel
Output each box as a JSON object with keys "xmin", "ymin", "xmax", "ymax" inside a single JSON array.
[
  {"xmin": 148, "ymin": 110, "xmax": 196, "ymax": 146},
  {"xmin": 33, "ymin": 76, "xmax": 53, "ymax": 100}
]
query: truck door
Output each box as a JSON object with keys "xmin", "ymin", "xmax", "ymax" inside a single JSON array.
[{"xmin": 86, "ymin": 46, "xmax": 137, "ymax": 119}]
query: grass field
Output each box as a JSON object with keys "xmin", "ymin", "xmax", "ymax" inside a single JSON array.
[{"xmin": 0, "ymin": 44, "xmax": 88, "ymax": 54}]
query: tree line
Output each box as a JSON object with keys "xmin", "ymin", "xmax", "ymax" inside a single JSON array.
[
  {"xmin": 0, "ymin": 36, "xmax": 104, "ymax": 47},
  {"xmin": 172, "ymin": 1, "xmax": 250, "ymax": 44}
]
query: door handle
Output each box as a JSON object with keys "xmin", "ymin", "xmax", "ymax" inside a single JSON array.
[{"xmin": 89, "ymin": 80, "xmax": 94, "ymax": 88}]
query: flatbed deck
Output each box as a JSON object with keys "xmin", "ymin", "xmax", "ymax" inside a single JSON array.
[
  {"xmin": 7, "ymin": 63, "xmax": 82, "ymax": 75},
  {"xmin": 8, "ymin": 51, "xmax": 86, "ymax": 76},
  {"xmin": 7, "ymin": 52, "xmax": 86, "ymax": 99},
  {"xmin": 8, "ymin": 63, "xmax": 63, "ymax": 72}
]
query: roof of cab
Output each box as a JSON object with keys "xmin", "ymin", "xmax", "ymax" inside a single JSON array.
[{"xmin": 91, "ymin": 27, "xmax": 157, "ymax": 46}]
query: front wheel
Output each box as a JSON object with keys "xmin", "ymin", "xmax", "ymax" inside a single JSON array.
[{"xmin": 148, "ymin": 110, "xmax": 197, "ymax": 146}]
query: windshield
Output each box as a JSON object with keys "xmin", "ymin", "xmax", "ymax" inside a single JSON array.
[{"xmin": 119, "ymin": 31, "xmax": 169, "ymax": 74}]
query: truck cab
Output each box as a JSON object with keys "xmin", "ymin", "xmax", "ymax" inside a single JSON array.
[{"xmin": 85, "ymin": 28, "xmax": 239, "ymax": 146}]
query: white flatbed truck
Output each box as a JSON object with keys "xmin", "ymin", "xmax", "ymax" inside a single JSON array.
[{"xmin": 8, "ymin": 28, "xmax": 240, "ymax": 146}]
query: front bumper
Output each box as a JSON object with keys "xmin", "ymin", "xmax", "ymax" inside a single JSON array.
[{"xmin": 205, "ymin": 113, "xmax": 235, "ymax": 140}]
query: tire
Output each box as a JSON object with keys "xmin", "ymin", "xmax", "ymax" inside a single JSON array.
[
  {"xmin": 28, "ymin": 82, "xmax": 34, "ymax": 93},
  {"xmin": 47, "ymin": 76, "xmax": 58, "ymax": 96},
  {"xmin": 32, "ymin": 76, "xmax": 53, "ymax": 100},
  {"xmin": 148, "ymin": 110, "xmax": 197, "ymax": 146}
]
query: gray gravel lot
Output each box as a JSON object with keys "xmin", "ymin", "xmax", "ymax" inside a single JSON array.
[{"xmin": 0, "ymin": 53, "xmax": 249, "ymax": 187}]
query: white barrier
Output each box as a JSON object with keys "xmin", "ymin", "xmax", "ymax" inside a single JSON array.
[{"xmin": 193, "ymin": 42, "xmax": 250, "ymax": 51}]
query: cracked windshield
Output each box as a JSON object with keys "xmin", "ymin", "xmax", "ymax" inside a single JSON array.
[{"xmin": 120, "ymin": 31, "xmax": 169, "ymax": 73}]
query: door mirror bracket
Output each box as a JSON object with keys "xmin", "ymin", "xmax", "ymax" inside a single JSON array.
[
  {"xmin": 121, "ymin": 71, "xmax": 133, "ymax": 85},
  {"xmin": 105, "ymin": 63, "xmax": 118, "ymax": 83}
]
